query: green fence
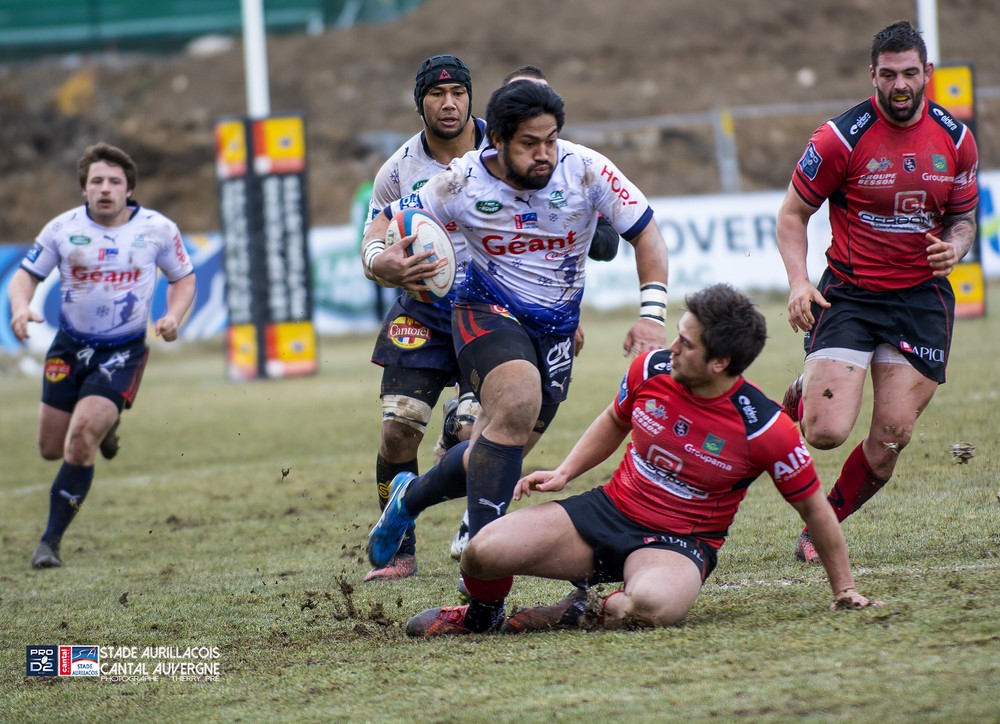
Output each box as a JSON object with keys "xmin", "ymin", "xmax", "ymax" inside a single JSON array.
[{"xmin": 0, "ymin": 0, "xmax": 423, "ymax": 59}]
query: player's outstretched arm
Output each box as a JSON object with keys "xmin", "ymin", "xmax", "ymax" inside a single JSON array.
[
  {"xmin": 515, "ymin": 404, "xmax": 628, "ymax": 500},
  {"xmin": 791, "ymin": 490, "xmax": 882, "ymax": 611},
  {"xmin": 155, "ymin": 273, "xmax": 196, "ymax": 342},
  {"xmin": 8, "ymin": 268, "xmax": 43, "ymax": 343},
  {"xmin": 776, "ymin": 183, "xmax": 829, "ymax": 333},
  {"xmin": 622, "ymin": 221, "xmax": 668, "ymax": 357}
]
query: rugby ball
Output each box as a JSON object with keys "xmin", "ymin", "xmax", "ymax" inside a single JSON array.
[{"xmin": 386, "ymin": 208, "xmax": 456, "ymax": 302}]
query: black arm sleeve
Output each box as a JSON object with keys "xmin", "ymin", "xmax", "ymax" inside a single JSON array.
[{"xmin": 588, "ymin": 215, "xmax": 621, "ymax": 262}]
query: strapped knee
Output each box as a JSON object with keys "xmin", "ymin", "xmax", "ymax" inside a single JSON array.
[
  {"xmin": 455, "ymin": 392, "xmax": 480, "ymax": 429},
  {"xmin": 382, "ymin": 394, "xmax": 433, "ymax": 435}
]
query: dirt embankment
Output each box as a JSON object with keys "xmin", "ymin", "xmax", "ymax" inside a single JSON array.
[{"xmin": 0, "ymin": 0, "xmax": 996, "ymax": 241}]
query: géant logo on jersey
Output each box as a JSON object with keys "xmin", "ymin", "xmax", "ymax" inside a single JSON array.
[
  {"xmin": 932, "ymin": 154, "xmax": 947, "ymax": 172},
  {"xmin": 600, "ymin": 166, "xmax": 638, "ymax": 206},
  {"xmin": 71, "ymin": 266, "xmax": 143, "ymax": 284},
  {"xmin": 772, "ymin": 443, "xmax": 812, "ymax": 483},
  {"xmin": 481, "ymin": 230, "xmax": 579, "ymax": 256},
  {"xmin": 387, "ymin": 315, "xmax": 431, "ymax": 349}
]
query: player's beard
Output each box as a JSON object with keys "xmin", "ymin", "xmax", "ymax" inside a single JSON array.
[
  {"xmin": 427, "ymin": 120, "xmax": 466, "ymax": 141},
  {"xmin": 877, "ymin": 84, "xmax": 925, "ymax": 124},
  {"xmin": 501, "ymin": 146, "xmax": 553, "ymax": 190}
]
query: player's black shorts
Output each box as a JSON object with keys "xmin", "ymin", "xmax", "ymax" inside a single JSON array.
[
  {"xmin": 42, "ymin": 329, "xmax": 149, "ymax": 413},
  {"xmin": 371, "ymin": 295, "xmax": 459, "ymax": 376},
  {"xmin": 556, "ymin": 487, "xmax": 718, "ymax": 584},
  {"xmin": 806, "ymin": 268, "xmax": 955, "ymax": 383},
  {"xmin": 452, "ymin": 302, "xmax": 575, "ymax": 434},
  {"xmin": 380, "ymin": 365, "xmax": 466, "ymax": 408}
]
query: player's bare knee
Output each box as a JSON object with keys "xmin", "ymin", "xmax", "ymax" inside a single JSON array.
[
  {"xmin": 627, "ymin": 595, "xmax": 686, "ymax": 628},
  {"xmin": 801, "ymin": 421, "xmax": 850, "ymax": 450},
  {"xmin": 462, "ymin": 535, "xmax": 495, "ymax": 578},
  {"xmin": 380, "ymin": 423, "xmax": 422, "ymax": 457},
  {"xmin": 38, "ymin": 442, "xmax": 63, "ymax": 461}
]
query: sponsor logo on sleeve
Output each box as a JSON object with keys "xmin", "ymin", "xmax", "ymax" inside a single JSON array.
[
  {"xmin": 798, "ymin": 143, "xmax": 822, "ymax": 180},
  {"xmin": 25, "ymin": 242, "xmax": 43, "ymax": 263}
]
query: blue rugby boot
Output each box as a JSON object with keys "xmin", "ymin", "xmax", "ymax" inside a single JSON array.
[{"xmin": 366, "ymin": 472, "xmax": 416, "ymax": 568}]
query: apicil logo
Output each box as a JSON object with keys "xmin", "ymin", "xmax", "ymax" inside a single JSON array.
[
  {"xmin": 26, "ymin": 646, "xmax": 58, "ymax": 676},
  {"xmin": 59, "ymin": 645, "xmax": 100, "ymax": 676}
]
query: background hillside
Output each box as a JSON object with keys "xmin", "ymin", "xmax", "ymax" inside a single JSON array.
[{"xmin": 0, "ymin": 0, "xmax": 997, "ymax": 241}]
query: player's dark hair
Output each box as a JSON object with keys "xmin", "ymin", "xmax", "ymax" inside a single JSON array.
[
  {"xmin": 502, "ymin": 64, "xmax": 547, "ymax": 85},
  {"xmin": 871, "ymin": 20, "xmax": 927, "ymax": 68},
  {"xmin": 684, "ymin": 284, "xmax": 767, "ymax": 377},
  {"xmin": 485, "ymin": 79, "xmax": 565, "ymax": 146},
  {"xmin": 78, "ymin": 142, "xmax": 138, "ymax": 190}
]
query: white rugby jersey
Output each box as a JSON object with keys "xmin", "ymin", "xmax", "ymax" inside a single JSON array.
[
  {"xmin": 366, "ymin": 118, "xmax": 488, "ymax": 287},
  {"xmin": 392, "ymin": 139, "xmax": 654, "ymax": 335},
  {"xmin": 21, "ymin": 203, "xmax": 194, "ymax": 345}
]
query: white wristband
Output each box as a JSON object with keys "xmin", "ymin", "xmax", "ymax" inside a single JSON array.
[
  {"xmin": 639, "ymin": 283, "xmax": 668, "ymax": 326},
  {"xmin": 363, "ymin": 239, "xmax": 385, "ymax": 277}
]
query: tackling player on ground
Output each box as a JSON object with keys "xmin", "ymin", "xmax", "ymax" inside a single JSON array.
[{"xmin": 410, "ymin": 285, "xmax": 879, "ymax": 636}]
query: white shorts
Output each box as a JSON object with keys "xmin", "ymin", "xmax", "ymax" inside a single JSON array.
[{"xmin": 805, "ymin": 343, "xmax": 909, "ymax": 369}]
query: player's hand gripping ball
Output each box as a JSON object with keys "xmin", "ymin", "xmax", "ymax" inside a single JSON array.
[{"xmin": 385, "ymin": 208, "xmax": 456, "ymax": 302}]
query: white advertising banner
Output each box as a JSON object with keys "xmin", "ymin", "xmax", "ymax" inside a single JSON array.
[{"xmin": 2, "ymin": 172, "xmax": 996, "ymax": 354}]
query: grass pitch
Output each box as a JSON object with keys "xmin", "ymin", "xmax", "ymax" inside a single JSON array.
[{"xmin": 1, "ymin": 287, "xmax": 998, "ymax": 722}]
